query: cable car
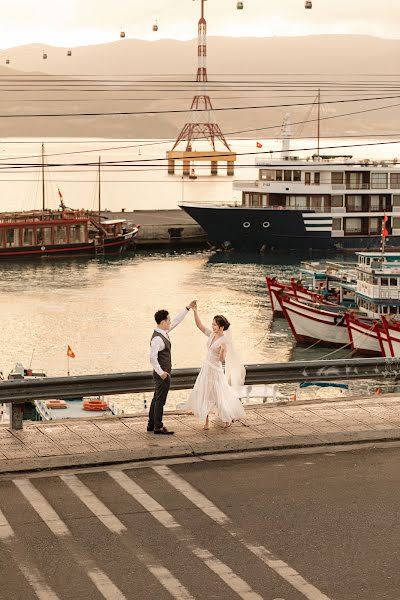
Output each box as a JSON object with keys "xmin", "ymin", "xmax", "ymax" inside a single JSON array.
[
  {"xmin": 152, "ymin": 20, "xmax": 158, "ymax": 32},
  {"xmin": 43, "ymin": 52, "xmax": 47, "ymax": 60},
  {"xmin": 67, "ymin": 49, "xmax": 72, "ymax": 56},
  {"xmin": 237, "ymin": 1, "xmax": 244, "ymax": 9},
  {"xmin": 305, "ymin": 0, "xmax": 312, "ymax": 8},
  {"xmin": 120, "ymin": 30, "xmax": 126, "ymax": 38}
]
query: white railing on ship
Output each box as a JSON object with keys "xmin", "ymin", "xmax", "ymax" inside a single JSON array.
[
  {"xmin": 180, "ymin": 201, "xmax": 334, "ymax": 211},
  {"xmin": 34, "ymin": 399, "xmax": 52, "ymax": 421}
]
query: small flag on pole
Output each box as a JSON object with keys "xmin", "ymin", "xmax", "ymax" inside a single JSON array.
[
  {"xmin": 58, "ymin": 188, "xmax": 63, "ymax": 200},
  {"xmin": 381, "ymin": 213, "xmax": 389, "ymax": 254},
  {"xmin": 256, "ymin": 141, "xmax": 263, "ymax": 148},
  {"xmin": 382, "ymin": 213, "xmax": 388, "ymax": 238},
  {"xmin": 67, "ymin": 345, "xmax": 75, "ymax": 358}
]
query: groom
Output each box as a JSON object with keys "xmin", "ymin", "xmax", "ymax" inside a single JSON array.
[{"xmin": 148, "ymin": 301, "xmax": 196, "ymax": 434}]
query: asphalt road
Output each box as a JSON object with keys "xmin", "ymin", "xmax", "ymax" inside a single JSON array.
[{"xmin": 1, "ymin": 446, "xmax": 400, "ymax": 600}]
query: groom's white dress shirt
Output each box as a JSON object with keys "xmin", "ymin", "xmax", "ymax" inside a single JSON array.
[{"xmin": 149, "ymin": 308, "xmax": 189, "ymax": 377}]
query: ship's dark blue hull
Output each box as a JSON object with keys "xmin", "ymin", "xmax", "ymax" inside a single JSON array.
[{"xmin": 180, "ymin": 205, "xmax": 400, "ymax": 252}]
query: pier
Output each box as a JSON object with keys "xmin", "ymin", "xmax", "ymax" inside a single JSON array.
[{"xmin": 102, "ymin": 209, "xmax": 207, "ymax": 248}]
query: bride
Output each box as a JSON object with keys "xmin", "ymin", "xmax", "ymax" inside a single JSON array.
[{"xmin": 188, "ymin": 303, "xmax": 246, "ymax": 429}]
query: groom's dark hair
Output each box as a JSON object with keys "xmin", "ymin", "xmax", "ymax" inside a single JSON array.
[{"xmin": 155, "ymin": 309, "xmax": 169, "ymax": 324}]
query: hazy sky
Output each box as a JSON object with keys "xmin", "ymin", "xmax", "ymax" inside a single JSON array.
[{"xmin": 2, "ymin": 0, "xmax": 400, "ymax": 47}]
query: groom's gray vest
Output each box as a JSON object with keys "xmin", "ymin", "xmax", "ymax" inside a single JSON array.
[{"xmin": 151, "ymin": 331, "xmax": 172, "ymax": 373}]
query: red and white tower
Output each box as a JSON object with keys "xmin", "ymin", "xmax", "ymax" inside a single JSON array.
[{"xmin": 167, "ymin": 0, "xmax": 236, "ymax": 176}]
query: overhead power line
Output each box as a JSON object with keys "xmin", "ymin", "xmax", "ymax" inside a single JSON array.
[{"xmin": 0, "ymin": 94, "xmax": 399, "ymax": 119}]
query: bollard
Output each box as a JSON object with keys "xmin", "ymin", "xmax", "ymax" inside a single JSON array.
[{"xmin": 10, "ymin": 403, "xmax": 23, "ymax": 431}]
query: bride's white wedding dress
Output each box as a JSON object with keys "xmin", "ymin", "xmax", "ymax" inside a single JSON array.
[{"xmin": 188, "ymin": 328, "xmax": 245, "ymax": 423}]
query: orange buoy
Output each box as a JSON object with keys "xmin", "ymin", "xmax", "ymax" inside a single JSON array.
[{"xmin": 83, "ymin": 399, "xmax": 108, "ymax": 411}]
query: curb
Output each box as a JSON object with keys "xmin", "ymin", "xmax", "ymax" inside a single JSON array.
[{"xmin": 2, "ymin": 428, "xmax": 400, "ymax": 477}]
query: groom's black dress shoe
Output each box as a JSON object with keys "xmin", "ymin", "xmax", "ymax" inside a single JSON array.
[
  {"xmin": 154, "ymin": 427, "xmax": 174, "ymax": 435},
  {"xmin": 147, "ymin": 425, "xmax": 154, "ymax": 432}
]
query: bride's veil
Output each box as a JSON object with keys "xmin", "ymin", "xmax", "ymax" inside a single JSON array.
[{"xmin": 224, "ymin": 328, "xmax": 246, "ymax": 389}]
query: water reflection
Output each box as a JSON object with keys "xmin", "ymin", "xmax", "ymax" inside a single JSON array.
[{"xmin": 0, "ymin": 249, "xmax": 357, "ymax": 412}]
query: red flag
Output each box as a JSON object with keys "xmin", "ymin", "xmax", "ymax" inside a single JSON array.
[
  {"xmin": 67, "ymin": 345, "xmax": 75, "ymax": 358},
  {"xmin": 256, "ymin": 141, "xmax": 263, "ymax": 148},
  {"xmin": 58, "ymin": 188, "xmax": 63, "ymax": 200},
  {"xmin": 382, "ymin": 213, "xmax": 389, "ymax": 238}
]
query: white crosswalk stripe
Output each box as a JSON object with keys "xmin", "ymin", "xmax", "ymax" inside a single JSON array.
[
  {"xmin": 109, "ymin": 469, "xmax": 264, "ymax": 600},
  {"xmin": 153, "ymin": 465, "xmax": 331, "ymax": 600},
  {"xmin": 60, "ymin": 474, "xmax": 127, "ymax": 534},
  {"xmin": 13, "ymin": 478, "xmax": 128, "ymax": 600},
  {"xmin": 0, "ymin": 506, "xmax": 60, "ymax": 599},
  {"xmin": 17, "ymin": 563, "xmax": 61, "ymax": 600},
  {"xmin": 61, "ymin": 473, "xmax": 196, "ymax": 600},
  {"xmin": 0, "ymin": 507, "xmax": 14, "ymax": 540}
]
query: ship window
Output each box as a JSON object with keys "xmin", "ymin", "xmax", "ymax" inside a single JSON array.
[
  {"xmin": 381, "ymin": 278, "xmax": 389, "ymax": 286},
  {"xmin": 369, "ymin": 217, "xmax": 380, "ymax": 234},
  {"xmin": 6, "ymin": 228, "xmax": 17, "ymax": 247},
  {"xmin": 390, "ymin": 278, "xmax": 398, "ymax": 287},
  {"xmin": 371, "ymin": 172, "xmax": 388, "ymax": 189},
  {"xmin": 293, "ymin": 170, "xmax": 301, "ymax": 182},
  {"xmin": 345, "ymin": 218, "xmax": 362, "ymax": 233},
  {"xmin": 393, "ymin": 217, "xmax": 400, "ymax": 229},
  {"xmin": 69, "ymin": 225, "xmax": 84, "ymax": 242},
  {"xmin": 390, "ymin": 173, "xmax": 400, "ymax": 188},
  {"xmin": 346, "ymin": 195, "xmax": 362, "ymax": 211},
  {"xmin": 276, "ymin": 170, "xmax": 283, "ymax": 181},
  {"xmin": 390, "ymin": 305, "xmax": 398, "ymax": 314},
  {"xmin": 243, "ymin": 193, "xmax": 250, "ymax": 206},
  {"xmin": 36, "ymin": 227, "xmax": 51, "ymax": 245},
  {"xmin": 370, "ymin": 195, "xmax": 380, "ymax": 211},
  {"xmin": 314, "ymin": 172, "xmax": 320, "ymax": 185},
  {"xmin": 284, "ymin": 170, "xmax": 292, "ymax": 181},
  {"xmin": 23, "ymin": 228, "xmax": 34, "ymax": 246},
  {"xmin": 332, "ymin": 218, "xmax": 342, "ymax": 231},
  {"xmin": 250, "ymin": 194, "xmax": 262, "ymax": 207},
  {"xmin": 305, "ymin": 172, "xmax": 311, "ymax": 185},
  {"xmin": 261, "ymin": 194, "xmax": 267, "ymax": 207},
  {"xmin": 331, "ymin": 172, "xmax": 344, "ymax": 184},
  {"xmin": 55, "ymin": 225, "xmax": 67, "ymax": 244},
  {"xmin": 288, "ymin": 195, "xmax": 307, "ymax": 208},
  {"xmin": 260, "ymin": 169, "xmax": 274, "ymax": 181}
]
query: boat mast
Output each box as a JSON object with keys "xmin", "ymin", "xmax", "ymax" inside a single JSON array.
[
  {"xmin": 317, "ymin": 88, "xmax": 321, "ymax": 158},
  {"xmin": 41, "ymin": 142, "xmax": 45, "ymax": 210},
  {"xmin": 98, "ymin": 155, "xmax": 101, "ymax": 221}
]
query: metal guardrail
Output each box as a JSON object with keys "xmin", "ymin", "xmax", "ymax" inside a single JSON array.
[{"xmin": 3, "ymin": 357, "xmax": 400, "ymax": 430}]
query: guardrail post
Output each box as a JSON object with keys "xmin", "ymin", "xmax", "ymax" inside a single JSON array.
[{"xmin": 10, "ymin": 404, "xmax": 23, "ymax": 431}]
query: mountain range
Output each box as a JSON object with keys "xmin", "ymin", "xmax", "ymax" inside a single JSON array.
[{"xmin": 0, "ymin": 35, "xmax": 399, "ymax": 139}]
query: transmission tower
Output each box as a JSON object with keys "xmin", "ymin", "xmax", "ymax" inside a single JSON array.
[{"xmin": 167, "ymin": 0, "xmax": 236, "ymax": 177}]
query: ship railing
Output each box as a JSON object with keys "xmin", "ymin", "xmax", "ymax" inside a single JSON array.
[
  {"xmin": 180, "ymin": 200, "xmax": 242, "ymax": 207},
  {"xmin": 233, "ymin": 181, "xmax": 261, "ymax": 189},
  {"xmin": 180, "ymin": 201, "xmax": 333, "ymax": 211},
  {"xmin": 4, "ymin": 358, "xmax": 400, "ymax": 430},
  {"xmin": 345, "ymin": 183, "xmax": 371, "ymax": 190}
]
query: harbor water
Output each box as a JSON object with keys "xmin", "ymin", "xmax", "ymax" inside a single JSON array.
[
  {"xmin": 2, "ymin": 136, "xmax": 400, "ymax": 414},
  {"xmin": 0, "ymin": 249, "xmax": 389, "ymax": 414}
]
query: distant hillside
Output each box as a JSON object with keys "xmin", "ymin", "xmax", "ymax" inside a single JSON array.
[{"xmin": 0, "ymin": 35, "xmax": 399, "ymax": 138}]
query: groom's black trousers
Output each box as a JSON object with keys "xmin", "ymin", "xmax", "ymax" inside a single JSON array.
[{"xmin": 148, "ymin": 371, "xmax": 171, "ymax": 430}]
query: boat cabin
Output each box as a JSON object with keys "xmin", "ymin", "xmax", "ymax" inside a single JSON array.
[
  {"xmin": 0, "ymin": 210, "xmax": 90, "ymax": 249},
  {"xmin": 356, "ymin": 252, "xmax": 400, "ymax": 317}
]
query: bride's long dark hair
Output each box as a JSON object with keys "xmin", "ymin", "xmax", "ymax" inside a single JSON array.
[{"xmin": 214, "ymin": 315, "xmax": 230, "ymax": 330}]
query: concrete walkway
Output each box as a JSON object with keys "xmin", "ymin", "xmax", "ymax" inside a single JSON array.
[{"xmin": 2, "ymin": 395, "xmax": 400, "ymax": 473}]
